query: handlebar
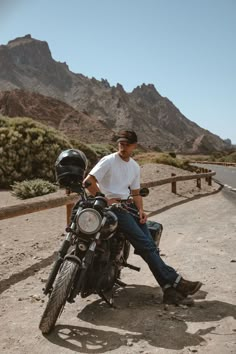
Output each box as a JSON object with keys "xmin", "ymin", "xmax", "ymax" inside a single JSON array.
[{"xmin": 110, "ymin": 201, "xmax": 140, "ymax": 219}]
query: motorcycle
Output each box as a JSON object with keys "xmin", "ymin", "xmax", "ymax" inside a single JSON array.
[{"xmin": 39, "ymin": 171, "xmax": 163, "ymax": 335}]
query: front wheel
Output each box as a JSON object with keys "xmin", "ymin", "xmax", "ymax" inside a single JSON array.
[{"xmin": 39, "ymin": 259, "xmax": 79, "ymax": 334}]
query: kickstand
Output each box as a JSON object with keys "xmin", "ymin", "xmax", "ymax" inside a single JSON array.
[{"xmin": 98, "ymin": 290, "xmax": 116, "ymax": 308}]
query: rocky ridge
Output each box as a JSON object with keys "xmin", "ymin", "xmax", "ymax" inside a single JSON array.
[{"xmin": 0, "ymin": 34, "xmax": 232, "ymax": 152}]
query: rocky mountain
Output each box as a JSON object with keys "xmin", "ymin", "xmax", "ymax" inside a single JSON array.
[
  {"xmin": 0, "ymin": 34, "xmax": 231, "ymax": 153},
  {"xmin": 0, "ymin": 90, "xmax": 114, "ymax": 143}
]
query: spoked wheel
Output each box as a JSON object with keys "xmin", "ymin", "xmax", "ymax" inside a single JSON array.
[{"xmin": 39, "ymin": 259, "xmax": 79, "ymax": 334}]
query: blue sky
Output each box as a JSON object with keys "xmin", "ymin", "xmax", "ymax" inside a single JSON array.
[{"xmin": 1, "ymin": 0, "xmax": 236, "ymax": 143}]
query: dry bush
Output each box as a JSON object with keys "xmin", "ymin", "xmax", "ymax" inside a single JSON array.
[{"xmin": 11, "ymin": 179, "xmax": 58, "ymax": 199}]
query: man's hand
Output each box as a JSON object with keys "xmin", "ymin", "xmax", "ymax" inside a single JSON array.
[{"xmin": 139, "ymin": 210, "xmax": 147, "ymax": 224}]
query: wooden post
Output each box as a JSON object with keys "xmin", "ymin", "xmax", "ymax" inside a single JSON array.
[
  {"xmin": 66, "ymin": 203, "xmax": 74, "ymax": 225},
  {"xmin": 171, "ymin": 173, "xmax": 177, "ymax": 194},
  {"xmin": 208, "ymin": 175, "xmax": 212, "ymax": 186},
  {"xmin": 205, "ymin": 169, "xmax": 209, "ymax": 182},
  {"xmin": 196, "ymin": 177, "xmax": 201, "ymax": 188},
  {"xmin": 196, "ymin": 170, "xmax": 201, "ymax": 188}
]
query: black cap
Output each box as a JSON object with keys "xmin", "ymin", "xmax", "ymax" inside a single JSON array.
[{"xmin": 117, "ymin": 130, "xmax": 138, "ymax": 144}]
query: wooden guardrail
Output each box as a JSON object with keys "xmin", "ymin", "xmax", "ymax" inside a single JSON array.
[
  {"xmin": 0, "ymin": 170, "xmax": 215, "ymax": 222},
  {"xmin": 0, "ymin": 193, "xmax": 79, "ymax": 221},
  {"xmin": 192, "ymin": 161, "xmax": 236, "ymax": 167},
  {"xmin": 141, "ymin": 171, "xmax": 215, "ymax": 190}
]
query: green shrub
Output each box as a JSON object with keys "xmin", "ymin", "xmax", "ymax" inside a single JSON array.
[
  {"xmin": 0, "ymin": 116, "xmax": 72, "ymax": 187},
  {"xmin": 88, "ymin": 143, "xmax": 116, "ymax": 158},
  {"xmin": 219, "ymin": 151, "xmax": 236, "ymax": 163},
  {"xmin": 153, "ymin": 145, "xmax": 163, "ymax": 152},
  {"xmin": 132, "ymin": 145, "xmax": 148, "ymax": 156},
  {"xmin": 69, "ymin": 138, "xmax": 98, "ymax": 167},
  {"xmin": 168, "ymin": 151, "xmax": 176, "ymax": 158},
  {"xmin": 135, "ymin": 152, "xmax": 190, "ymax": 170},
  {"xmin": 210, "ymin": 150, "xmax": 236, "ymax": 163},
  {"xmin": 155, "ymin": 153, "xmax": 190, "ymax": 169},
  {"xmin": 188, "ymin": 155, "xmax": 211, "ymax": 162},
  {"xmin": 11, "ymin": 178, "xmax": 58, "ymax": 199}
]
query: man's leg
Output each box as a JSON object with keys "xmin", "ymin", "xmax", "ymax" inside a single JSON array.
[
  {"xmin": 138, "ymin": 219, "xmax": 203, "ymax": 297},
  {"xmin": 114, "ymin": 209, "xmax": 202, "ymax": 300},
  {"xmin": 114, "ymin": 209, "xmax": 180, "ymax": 288}
]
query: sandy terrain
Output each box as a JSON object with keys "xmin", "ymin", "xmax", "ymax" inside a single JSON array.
[
  {"xmin": 0, "ymin": 164, "xmax": 219, "ymax": 279},
  {"xmin": 1, "ymin": 163, "xmax": 235, "ymax": 354}
]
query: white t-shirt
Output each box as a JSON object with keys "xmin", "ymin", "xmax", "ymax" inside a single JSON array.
[{"xmin": 89, "ymin": 152, "xmax": 140, "ymax": 199}]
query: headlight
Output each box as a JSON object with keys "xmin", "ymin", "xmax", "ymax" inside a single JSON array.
[{"xmin": 76, "ymin": 208, "xmax": 102, "ymax": 234}]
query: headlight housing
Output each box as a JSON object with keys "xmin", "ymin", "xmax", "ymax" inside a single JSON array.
[
  {"xmin": 103, "ymin": 211, "xmax": 118, "ymax": 234},
  {"xmin": 76, "ymin": 208, "xmax": 102, "ymax": 235}
]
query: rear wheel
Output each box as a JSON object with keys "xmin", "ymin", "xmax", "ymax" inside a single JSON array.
[{"xmin": 39, "ymin": 259, "xmax": 79, "ymax": 334}]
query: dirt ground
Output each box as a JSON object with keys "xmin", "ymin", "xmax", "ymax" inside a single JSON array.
[{"xmin": 1, "ymin": 163, "xmax": 235, "ymax": 353}]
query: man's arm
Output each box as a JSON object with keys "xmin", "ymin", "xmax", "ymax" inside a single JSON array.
[
  {"xmin": 131, "ymin": 189, "xmax": 148, "ymax": 224},
  {"xmin": 83, "ymin": 174, "xmax": 120, "ymax": 205},
  {"xmin": 83, "ymin": 174, "xmax": 100, "ymax": 196}
]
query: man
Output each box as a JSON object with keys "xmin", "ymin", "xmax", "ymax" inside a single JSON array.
[{"xmin": 83, "ymin": 130, "xmax": 202, "ymax": 304}]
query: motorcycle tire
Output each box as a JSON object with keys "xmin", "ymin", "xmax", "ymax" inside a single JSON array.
[{"xmin": 39, "ymin": 259, "xmax": 79, "ymax": 334}]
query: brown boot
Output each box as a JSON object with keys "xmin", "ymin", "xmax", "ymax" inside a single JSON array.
[
  {"xmin": 176, "ymin": 278, "xmax": 202, "ymax": 296},
  {"xmin": 163, "ymin": 288, "xmax": 194, "ymax": 306}
]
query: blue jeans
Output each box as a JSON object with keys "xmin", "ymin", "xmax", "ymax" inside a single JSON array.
[{"xmin": 113, "ymin": 208, "xmax": 180, "ymax": 289}]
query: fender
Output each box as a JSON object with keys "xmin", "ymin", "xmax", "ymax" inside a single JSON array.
[{"xmin": 64, "ymin": 254, "xmax": 82, "ymax": 265}]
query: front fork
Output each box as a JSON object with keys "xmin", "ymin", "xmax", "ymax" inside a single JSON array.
[
  {"xmin": 44, "ymin": 216, "xmax": 105, "ymax": 296},
  {"xmin": 67, "ymin": 238, "xmax": 100, "ymax": 302},
  {"xmin": 43, "ymin": 230, "xmax": 74, "ymax": 295}
]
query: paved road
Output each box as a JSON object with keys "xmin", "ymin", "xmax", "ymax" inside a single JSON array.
[{"xmin": 192, "ymin": 163, "xmax": 236, "ymax": 191}]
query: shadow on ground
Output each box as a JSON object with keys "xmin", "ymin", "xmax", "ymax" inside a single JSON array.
[
  {"xmin": 0, "ymin": 252, "xmax": 56, "ymax": 294},
  {"xmin": 45, "ymin": 284, "xmax": 236, "ymax": 353},
  {"xmin": 146, "ymin": 186, "xmax": 222, "ymax": 217}
]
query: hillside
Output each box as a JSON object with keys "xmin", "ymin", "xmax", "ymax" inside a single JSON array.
[
  {"xmin": 0, "ymin": 34, "xmax": 232, "ymax": 153},
  {"xmin": 0, "ymin": 89, "xmax": 114, "ymax": 143}
]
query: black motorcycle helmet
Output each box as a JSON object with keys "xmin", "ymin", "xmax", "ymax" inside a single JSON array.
[{"xmin": 55, "ymin": 149, "xmax": 88, "ymax": 187}]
